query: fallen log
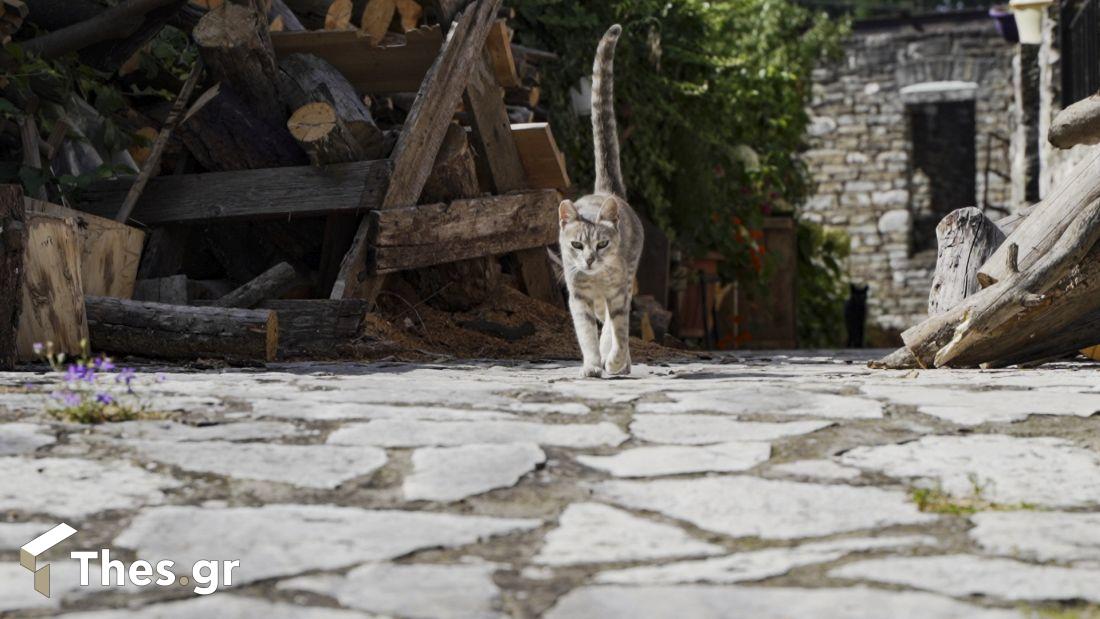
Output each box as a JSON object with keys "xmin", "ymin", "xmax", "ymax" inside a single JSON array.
[
  {"xmin": 259, "ymin": 299, "xmax": 374, "ymax": 358},
  {"xmin": 277, "ymin": 52, "xmax": 383, "ymax": 157},
  {"xmin": 193, "ymin": 2, "xmax": 285, "ymax": 127},
  {"xmin": 213, "ymin": 261, "xmax": 302, "ymax": 308},
  {"xmin": 85, "ymin": 296, "xmax": 277, "ymax": 362},
  {"xmin": 369, "ymin": 189, "xmax": 559, "ymax": 274},
  {"xmin": 979, "ymin": 147, "xmax": 1100, "ymax": 286},
  {"xmin": 927, "ymin": 207, "xmax": 1005, "ymax": 316},
  {"xmin": 0, "ymin": 185, "xmax": 25, "ymax": 370},
  {"xmin": 935, "ymin": 198, "xmax": 1100, "ymax": 367}
]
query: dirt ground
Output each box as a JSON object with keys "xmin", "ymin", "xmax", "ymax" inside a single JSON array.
[{"xmin": 368, "ymin": 284, "xmax": 688, "ymax": 364}]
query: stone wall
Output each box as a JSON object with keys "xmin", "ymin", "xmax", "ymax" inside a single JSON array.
[{"xmin": 802, "ymin": 16, "xmax": 1017, "ymax": 342}]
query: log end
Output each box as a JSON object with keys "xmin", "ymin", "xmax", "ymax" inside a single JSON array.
[
  {"xmin": 1049, "ymin": 94, "xmax": 1100, "ymax": 150},
  {"xmin": 194, "ymin": 2, "xmax": 264, "ymax": 47}
]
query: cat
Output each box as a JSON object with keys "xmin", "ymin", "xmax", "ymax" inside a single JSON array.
[
  {"xmin": 844, "ymin": 283, "xmax": 868, "ymax": 348},
  {"xmin": 558, "ymin": 24, "xmax": 644, "ymax": 378}
]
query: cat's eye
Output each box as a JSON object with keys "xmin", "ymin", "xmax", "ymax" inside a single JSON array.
[
  {"xmin": 571, "ymin": 241, "xmax": 583, "ymax": 250},
  {"xmin": 597, "ymin": 240, "xmax": 609, "ymax": 249}
]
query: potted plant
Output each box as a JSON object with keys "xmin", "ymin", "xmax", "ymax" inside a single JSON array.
[
  {"xmin": 989, "ymin": 5, "xmax": 1019, "ymax": 43},
  {"xmin": 1009, "ymin": 0, "xmax": 1054, "ymax": 45}
]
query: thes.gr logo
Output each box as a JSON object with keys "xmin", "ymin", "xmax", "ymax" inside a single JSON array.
[{"xmin": 20, "ymin": 523, "xmax": 77, "ymax": 598}]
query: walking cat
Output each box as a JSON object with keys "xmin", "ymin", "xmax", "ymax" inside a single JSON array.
[{"xmin": 558, "ymin": 24, "xmax": 644, "ymax": 378}]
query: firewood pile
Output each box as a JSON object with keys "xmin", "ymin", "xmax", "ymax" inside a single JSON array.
[
  {"xmin": 1, "ymin": 0, "xmax": 579, "ymax": 368},
  {"xmin": 875, "ymin": 93, "xmax": 1100, "ymax": 370}
]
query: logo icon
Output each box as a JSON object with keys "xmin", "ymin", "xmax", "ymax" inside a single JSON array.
[{"xmin": 20, "ymin": 523, "xmax": 77, "ymax": 598}]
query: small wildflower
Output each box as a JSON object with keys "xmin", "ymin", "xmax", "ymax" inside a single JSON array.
[
  {"xmin": 93, "ymin": 357, "xmax": 115, "ymax": 372},
  {"xmin": 64, "ymin": 364, "xmax": 85, "ymax": 383},
  {"xmin": 155, "ymin": 373, "xmax": 166, "ymax": 383},
  {"xmin": 116, "ymin": 368, "xmax": 137, "ymax": 385},
  {"xmin": 32, "ymin": 342, "xmax": 44, "ymax": 355},
  {"xmin": 95, "ymin": 392, "xmax": 114, "ymax": 405}
]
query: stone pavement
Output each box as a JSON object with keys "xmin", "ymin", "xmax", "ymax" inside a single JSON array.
[{"xmin": 2, "ymin": 351, "xmax": 1100, "ymax": 618}]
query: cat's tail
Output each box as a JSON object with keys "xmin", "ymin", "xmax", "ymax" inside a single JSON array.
[{"xmin": 592, "ymin": 24, "xmax": 625, "ymax": 198}]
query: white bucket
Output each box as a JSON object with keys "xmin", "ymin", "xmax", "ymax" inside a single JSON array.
[{"xmin": 1010, "ymin": 0, "xmax": 1052, "ymax": 45}]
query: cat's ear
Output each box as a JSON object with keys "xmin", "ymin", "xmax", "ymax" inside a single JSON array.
[
  {"xmin": 597, "ymin": 197, "xmax": 619, "ymax": 224},
  {"xmin": 559, "ymin": 200, "xmax": 579, "ymax": 228}
]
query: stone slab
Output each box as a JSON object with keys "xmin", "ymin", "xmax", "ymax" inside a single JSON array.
[
  {"xmin": 576, "ymin": 442, "xmax": 771, "ymax": 477},
  {"xmin": 404, "ymin": 443, "xmax": 545, "ymax": 501},
  {"xmin": 328, "ymin": 420, "xmax": 627, "ymax": 448},
  {"xmin": 630, "ymin": 415, "xmax": 832, "ymax": 445}
]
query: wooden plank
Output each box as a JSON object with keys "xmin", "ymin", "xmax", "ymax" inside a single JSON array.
[
  {"xmin": 77, "ymin": 160, "xmax": 391, "ymax": 225},
  {"xmin": 270, "ymin": 26, "xmax": 442, "ymax": 94},
  {"xmin": 464, "ymin": 54, "xmax": 524, "ymax": 193},
  {"xmin": 511, "ymin": 122, "xmax": 570, "ymax": 190},
  {"xmin": 16, "ymin": 215, "xmax": 89, "ymax": 361},
  {"xmin": 0, "ymin": 185, "xmax": 25, "ymax": 369},
  {"xmin": 485, "ymin": 19, "xmax": 519, "ymax": 88},
  {"xmin": 26, "ymin": 199, "xmax": 145, "ymax": 299},
  {"xmin": 331, "ymin": 0, "xmax": 502, "ymax": 300},
  {"xmin": 369, "ymin": 189, "xmax": 559, "ymax": 273}
]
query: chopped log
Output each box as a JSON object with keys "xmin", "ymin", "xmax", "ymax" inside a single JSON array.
[
  {"xmin": 360, "ymin": 0, "xmax": 394, "ymax": 43},
  {"xmin": 935, "ymin": 199, "xmax": 1100, "ymax": 367},
  {"xmin": 868, "ymin": 346, "xmax": 920, "ymax": 370},
  {"xmin": 419, "ymin": 122, "xmax": 479, "ymax": 202},
  {"xmin": 193, "ymin": 2, "xmax": 285, "ymax": 127},
  {"xmin": 395, "ymin": 0, "xmax": 421, "ymax": 31},
  {"xmin": 26, "ymin": 199, "xmax": 145, "ymax": 298},
  {"xmin": 1049, "ymin": 93, "xmax": 1100, "ymax": 149},
  {"xmin": 115, "ymin": 59, "xmax": 204, "ymax": 224},
  {"xmin": 324, "ymin": 0, "xmax": 353, "ymax": 29},
  {"xmin": 369, "ymin": 190, "xmax": 558, "ymax": 273},
  {"xmin": 505, "ymin": 85, "xmax": 539, "ymax": 108},
  {"xmin": 979, "ymin": 148, "xmax": 1100, "ymax": 287},
  {"xmin": 175, "ymin": 83, "xmax": 307, "ymax": 171},
  {"xmin": 259, "ymin": 299, "xmax": 375, "ymax": 358},
  {"xmin": 511, "ymin": 122, "xmax": 570, "ymax": 190},
  {"xmin": 277, "ymin": 52, "xmax": 383, "ymax": 156},
  {"xmin": 84, "ymin": 296, "xmax": 277, "ymax": 363},
  {"xmin": 78, "ymin": 159, "xmax": 390, "ymax": 224},
  {"xmin": 16, "ymin": 215, "xmax": 88, "ymax": 361},
  {"xmin": 927, "ymin": 207, "xmax": 1005, "ymax": 316},
  {"xmin": 269, "ymin": 0, "xmax": 303, "ymax": 30},
  {"xmin": 133, "ymin": 275, "xmax": 189, "ymax": 304},
  {"xmin": 270, "ymin": 26, "xmax": 443, "ymax": 94},
  {"xmin": 485, "ymin": 19, "xmax": 519, "ymax": 88},
  {"xmin": 0, "ymin": 185, "xmax": 25, "ymax": 369},
  {"xmin": 331, "ymin": 0, "xmax": 503, "ymax": 301},
  {"xmin": 288, "ymin": 102, "xmax": 371, "ymax": 165},
  {"xmin": 213, "ymin": 261, "xmax": 302, "ymax": 308}
]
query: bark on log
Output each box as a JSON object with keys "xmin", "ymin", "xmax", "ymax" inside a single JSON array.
[
  {"xmin": 979, "ymin": 148, "xmax": 1100, "ymax": 287},
  {"xmin": 193, "ymin": 2, "xmax": 286, "ymax": 127},
  {"xmin": 213, "ymin": 261, "xmax": 302, "ymax": 307},
  {"xmin": 928, "ymin": 207, "xmax": 1005, "ymax": 316},
  {"xmin": 259, "ymin": 299, "xmax": 375, "ymax": 358},
  {"xmin": 1049, "ymin": 93, "xmax": 1100, "ymax": 150},
  {"xmin": 277, "ymin": 52, "xmax": 383, "ymax": 157},
  {"xmin": 0, "ymin": 185, "xmax": 26, "ymax": 370},
  {"xmin": 85, "ymin": 295, "xmax": 277, "ymax": 362},
  {"xmin": 176, "ymin": 83, "xmax": 307, "ymax": 172}
]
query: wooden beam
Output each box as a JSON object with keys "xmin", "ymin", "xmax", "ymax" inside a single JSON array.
[
  {"xmin": 511, "ymin": 122, "xmax": 570, "ymax": 190},
  {"xmin": 330, "ymin": 0, "xmax": 502, "ymax": 301},
  {"xmin": 485, "ymin": 19, "xmax": 519, "ymax": 88},
  {"xmin": 270, "ymin": 26, "xmax": 442, "ymax": 94},
  {"xmin": 77, "ymin": 160, "xmax": 391, "ymax": 225},
  {"xmin": 370, "ymin": 189, "xmax": 558, "ymax": 273}
]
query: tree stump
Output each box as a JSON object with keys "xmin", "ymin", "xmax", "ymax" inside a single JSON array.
[{"xmin": 928, "ymin": 207, "xmax": 1005, "ymax": 316}]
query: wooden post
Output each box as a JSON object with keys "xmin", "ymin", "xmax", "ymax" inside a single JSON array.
[
  {"xmin": 927, "ymin": 207, "xmax": 1005, "ymax": 316},
  {"xmin": 329, "ymin": 0, "xmax": 502, "ymax": 302},
  {"xmin": 0, "ymin": 185, "xmax": 26, "ymax": 369}
]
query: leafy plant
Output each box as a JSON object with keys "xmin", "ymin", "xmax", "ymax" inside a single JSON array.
[
  {"xmin": 31, "ymin": 340, "xmax": 162, "ymax": 424},
  {"xmin": 797, "ymin": 220, "xmax": 849, "ymax": 347}
]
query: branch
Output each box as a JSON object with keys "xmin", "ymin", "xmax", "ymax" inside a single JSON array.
[{"xmin": 21, "ymin": 0, "xmax": 183, "ymax": 61}]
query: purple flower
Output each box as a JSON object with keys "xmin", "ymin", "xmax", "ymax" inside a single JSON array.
[
  {"xmin": 64, "ymin": 364, "xmax": 86, "ymax": 383},
  {"xmin": 51, "ymin": 390, "xmax": 81, "ymax": 407},
  {"xmin": 94, "ymin": 357, "xmax": 115, "ymax": 372},
  {"xmin": 32, "ymin": 342, "xmax": 44, "ymax": 355},
  {"xmin": 115, "ymin": 368, "xmax": 136, "ymax": 385},
  {"xmin": 95, "ymin": 392, "xmax": 114, "ymax": 405},
  {"xmin": 155, "ymin": 373, "xmax": 166, "ymax": 383}
]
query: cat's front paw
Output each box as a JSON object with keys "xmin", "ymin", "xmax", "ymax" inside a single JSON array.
[
  {"xmin": 580, "ymin": 363, "xmax": 604, "ymax": 378},
  {"xmin": 604, "ymin": 359, "xmax": 631, "ymax": 376}
]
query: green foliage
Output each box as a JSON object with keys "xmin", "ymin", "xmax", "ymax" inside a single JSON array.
[
  {"xmin": 0, "ymin": 27, "xmax": 195, "ymax": 202},
  {"xmin": 909, "ymin": 476, "xmax": 1039, "ymax": 515},
  {"xmin": 510, "ymin": 0, "xmax": 847, "ymax": 342},
  {"xmin": 796, "ymin": 220, "xmax": 849, "ymax": 347}
]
